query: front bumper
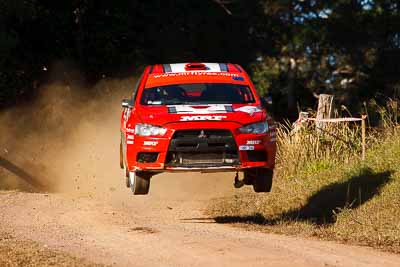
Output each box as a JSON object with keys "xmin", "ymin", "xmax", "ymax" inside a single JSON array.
[{"xmin": 124, "ymin": 126, "xmax": 276, "ymax": 173}]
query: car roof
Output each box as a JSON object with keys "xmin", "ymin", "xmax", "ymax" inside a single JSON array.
[
  {"xmin": 145, "ymin": 62, "xmax": 249, "ymax": 88},
  {"xmin": 150, "ymin": 63, "xmax": 243, "ymax": 74}
]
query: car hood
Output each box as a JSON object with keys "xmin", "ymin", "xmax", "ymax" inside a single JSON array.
[{"xmin": 136, "ymin": 104, "xmax": 266, "ymax": 127}]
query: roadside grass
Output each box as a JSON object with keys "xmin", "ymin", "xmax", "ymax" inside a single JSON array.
[{"xmin": 207, "ymin": 122, "xmax": 400, "ymax": 253}]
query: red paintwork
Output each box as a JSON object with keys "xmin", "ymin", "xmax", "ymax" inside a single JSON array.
[
  {"xmin": 120, "ymin": 63, "xmax": 276, "ymax": 173},
  {"xmin": 151, "ymin": 64, "xmax": 164, "ymax": 74}
]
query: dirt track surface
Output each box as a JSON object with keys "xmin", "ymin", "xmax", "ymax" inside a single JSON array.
[{"xmin": 1, "ymin": 174, "xmax": 400, "ymax": 267}]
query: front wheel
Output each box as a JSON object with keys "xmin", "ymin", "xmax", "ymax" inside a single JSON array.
[
  {"xmin": 119, "ymin": 140, "xmax": 124, "ymax": 169},
  {"xmin": 244, "ymin": 168, "xmax": 273, "ymax": 193},
  {"xmin": 128, "ymin": 171, "xmax": 151, "ymax": 195}
]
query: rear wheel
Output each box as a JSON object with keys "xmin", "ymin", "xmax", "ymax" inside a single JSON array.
[
  {"xmin": 128, "ymin": 171, "xmax": 151, "ymax": 195},
  {"xmin": 245, "ymin": 168, "xmax": 273, "ymax": 193}
]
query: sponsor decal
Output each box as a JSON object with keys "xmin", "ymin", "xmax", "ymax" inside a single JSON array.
[
  {"xmin": 232, "ymin": 76, "xmax": 244, "ymax": 81},
  {"xmin": 127, "ymin": 140, "xmax": 134, "ymax": 145},
  {"xmin": 143, "ymin": 141, "xmax": 158, "ymax": 146},
  {"xmin": 239, "ymin": 145, "xmax": 255, "ymax": 151},
  {"xmin": 127, "ymin": 135, "xmax": 134, "ymax": 140},
  {"xmin": 234, "ymin": 106, "xmax": 262, "ymax": 115},
  {"xmin": 147, "ymin": 101, "xmax": 162, "ymax": 105},
  {"xmin": 246, "ymin": 140, "xmax": 262, "ymax": 145},
  {"xmin": 180, "ymin": 115, "xmax": 227, "ymax": 121},
  {"xmin": 126, "ymin": 128, "xmax": 135, "ymax": 133}
]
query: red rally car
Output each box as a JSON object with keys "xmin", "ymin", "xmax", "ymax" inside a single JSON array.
[{"xmin": 120, "ymin": 63, "xmax": 276, "ymax": 195}]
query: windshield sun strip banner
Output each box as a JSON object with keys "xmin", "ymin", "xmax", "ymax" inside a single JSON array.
[{"xmin": 167, "ymin": 104, "xmax": 233, "ymax": 114}]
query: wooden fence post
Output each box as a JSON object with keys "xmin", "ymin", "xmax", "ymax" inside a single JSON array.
[
  {"xmin": 361, "ymin": 115, "xmax": 367, "ymax": 161},
  {"xmin": 316, "ymin": 94, "xmax": 334, "ymax": 133}
]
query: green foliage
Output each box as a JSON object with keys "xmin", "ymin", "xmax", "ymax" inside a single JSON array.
[
  {"xmin": 249, "ymin": 58, "xmax": 280, "ymax": 95},
  {"xmin": 0, "ymin": 0, "xmax": 400, "ymax": 114}
]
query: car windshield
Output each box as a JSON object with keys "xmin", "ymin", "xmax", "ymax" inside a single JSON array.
[{"xmin": 141, "ymin": 83, "xmax": 255, "ymax": 105}]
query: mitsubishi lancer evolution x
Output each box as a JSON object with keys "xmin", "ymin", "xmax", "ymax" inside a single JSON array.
[{"xmin": 120, "ymin": 63, "xmax": 276, "ymax": 195}]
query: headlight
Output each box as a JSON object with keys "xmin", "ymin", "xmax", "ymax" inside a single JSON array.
[
  {"xmin": 135, "ymin": 124, "xmax": 167, "ymax": 136},
  {"xmin": 238, "ymin": 121, "xmax": 269, "ymax": 134}
]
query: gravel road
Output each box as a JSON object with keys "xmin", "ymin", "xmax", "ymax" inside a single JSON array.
[{"xmin": 1, "ymin": 172, "xmax": 400, "ymax": 267}]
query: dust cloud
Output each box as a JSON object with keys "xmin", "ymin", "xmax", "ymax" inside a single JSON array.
[
  {"xmin": 0, "ymin": 68, "xmax": 133, "ymax": 195},
  {"xmin": 0, "ymin": 67, "xmax": 236, "ymax": 200}
]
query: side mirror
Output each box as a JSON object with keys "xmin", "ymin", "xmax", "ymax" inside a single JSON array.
[
  {"xmin": 261, "ymin": 94, "xmax": 273, "ymax": 109},
  {"xmin": 263, "ymin": 93, "xmax": 272, "ymax": 105},
  {"xmin": 264, "ymin": 95, "xmax": 273, "ymax": 105},
  {"xmin": 121, "ymin": 99, "xmax": 134, "ymax": 108}
]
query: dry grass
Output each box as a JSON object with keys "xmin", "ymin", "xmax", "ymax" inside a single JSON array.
[
  {"xmin": 276, "ymin": 120, "xmax": 364, "ymax": 178},
  {"xmin": 208, "ymin": 121, "xmax": 400, "ymax": 253}
]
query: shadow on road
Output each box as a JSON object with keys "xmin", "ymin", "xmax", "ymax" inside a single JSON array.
[
  {"xmin": 0, "ymin": 156, "xmax": 46, "ymax": 191},
  {"xmin": 208, "ymin": 168, "xmax": 393, "ymax": 226},
  {"xmin": 181, "ymin": 218, "xmax": 217, "ymax": 224}
]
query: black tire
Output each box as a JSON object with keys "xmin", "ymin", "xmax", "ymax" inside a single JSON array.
[
  {"xmin": 120, "ymin": 141, "xmax": 124, "ymax": 169},
  {"xmin": 128, "ymin": 171, "xmax": 151, "ymax": 195},
  {"xmin": 245, "ymin": 168, "xmax": 273, "ymax": 193},
  {"xmin": 125, "ymin": 168, "xmax": 130, "ymax": 188}
]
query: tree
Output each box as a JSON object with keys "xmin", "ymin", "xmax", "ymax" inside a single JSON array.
[{"xmin": 1, "ymin": 0, "xmax": 399, "ymax": 121}]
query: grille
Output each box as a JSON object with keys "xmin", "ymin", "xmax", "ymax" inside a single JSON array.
[
  {"xmin": 166, "ymin": 129, "xmax": 239, "ymax": 167},
  {"xmin": 173, "ymin": 129, "xmax": 232, "ymax": 138}
]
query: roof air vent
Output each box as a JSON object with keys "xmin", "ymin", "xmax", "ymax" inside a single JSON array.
[{"xmin": 185, "ymin": 63, "xmax": 207, "ymax": 71}]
